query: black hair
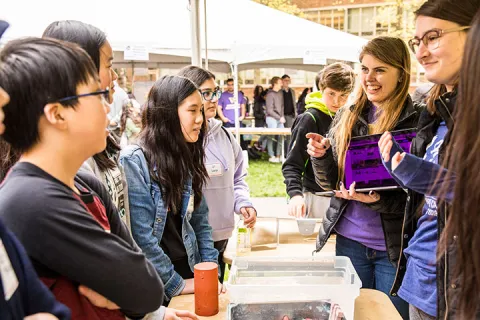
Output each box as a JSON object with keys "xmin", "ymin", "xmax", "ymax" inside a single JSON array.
[
  {"xmin": 299, "ymin": 87, "xmax": 310, "ymax": 100},
  {"xmin": 120, "ymin": 99, "xmax": 134, "ymax": 134},
  {"xmin": 177, "ymin": 66, "xmax": 216, "ymax": 87},
  {"xmin": 226, "ymin": 78, "xmax": 234, "ymax": 84},
  {"xmin": 0, "ymin": 139, "xmax": 19, "ymax": 182},
  {"xmin": 281, "ymin": 74, "xmax": 290, "ymax": 80},
  {"xmin": 138, "ymin": 75, "xmax": 208, "ymax": 212},
  {"xmin": 43, "ymin": 20, "xmax": 107, "ymax": 71},
  {"xmin": 253, "ymin": 85, "xmax": 264, "ymax": 100},
  {"xmin": 43, "ymin": 20, "xmax": 119, "ymax": 171},
  {"xmin": 0, "ymin": 37, "xmax": 98, "ymax": 153}
]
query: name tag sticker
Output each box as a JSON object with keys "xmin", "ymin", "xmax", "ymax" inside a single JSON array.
[
  {"xmin": 0, "ymin": 239, "xmax": 19, "ymax": 300},
  {"xmin": 206, "ymin": 163, "xmax": 223, "ymax": 177}
]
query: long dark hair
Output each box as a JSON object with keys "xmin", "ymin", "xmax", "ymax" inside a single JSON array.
[
  {"xmin": 177, "ymin": 65, "xmax": 215, "ymax": 87},
  {"xmin": 415, "ymin": 0, "xmax": 479, "ymax": 113},
  {"xmin": 120, "ymin": 99, "xmax": 133, "ymax": 134},
  {"xmin": 438, "ymin": 9, "xmax": 480, "ymax": 319},
  {"xmin": 0, "ymin": 138, "xmax": 19, "ymax": 181},
  {"xmin": 138, "ymin": 76, "xmax": 208, "ymax": 212},
  {"xmin": 253, "ymin": 85, "xmax": 264, "ymax": 100},
  {"xmin": 298, "ymin": 88, "xmax": 310, "ymax": 101},
  {"xmin": 43, "ymin": 20, "xmax": 106, "ymax": 70},
  {"xmin": 43, "ymin": 20, "xmax": 120, "ymax": 171}
]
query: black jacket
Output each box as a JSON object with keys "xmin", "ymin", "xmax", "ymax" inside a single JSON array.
[
  {"xmin": 390, "ymin": 92, "xmax": 464, "ymax": 319},
  {"xmin": 253, "ymin": 96, "xmax": 266, "ymax": 127},
  {"xmin": 311, "ymin": 96, "xmax": 422, "ymax": 267},
  {"xmin": 0, "ymin": 163, "xmax": 164, "ymax": 318},
  {"xmin": 282, "ymin": 108, "xmax": 333, "ymax": 198}
]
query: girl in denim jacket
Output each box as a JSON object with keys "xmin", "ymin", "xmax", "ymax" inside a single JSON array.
[{"xmin": 120, "ymin": 76, "xmax": 223, "ymax": 303}]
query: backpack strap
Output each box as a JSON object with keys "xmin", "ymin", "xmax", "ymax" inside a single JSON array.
[
  {"xmin": 221, "ymin": 126, "xmax": 232, "ymax": 143},
  {"xmin": 304, "ymin": 109, "xmax": 323, "ymax": 134}
]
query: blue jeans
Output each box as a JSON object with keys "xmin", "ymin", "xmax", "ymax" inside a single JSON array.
[
  {"xmin": 336, "ymin": 234, "xmax": 409, "ymax": 319},
  {"xmin": 265, "ymin": 116, "xmax": 284, "ymax": 157}
]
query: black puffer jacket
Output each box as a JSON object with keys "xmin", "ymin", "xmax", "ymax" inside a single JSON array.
[
  {"xmin": 389, "ymin": 92, "xmax": 465, "ymax": 319},
  {"xmin": 311, "ymin": 96, "xmax": 422, "ymax": 269}
]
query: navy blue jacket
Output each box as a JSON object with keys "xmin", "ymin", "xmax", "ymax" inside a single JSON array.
[{"xmin": 0, "ymin": 220, "xmax": 70, "ymax": 320}]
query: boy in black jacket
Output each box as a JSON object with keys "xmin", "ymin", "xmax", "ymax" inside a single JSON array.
[{"xmin": 282, "ymin": 63, "xmax": 355, "ymax": 219}]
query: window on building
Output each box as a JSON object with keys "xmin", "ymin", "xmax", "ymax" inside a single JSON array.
[
  {"xmin": 361, "ymin": 7, "xmax": 375, "ymax": 36},
  {"xmin": 304, "ymin": 10, "xmax": 320, "ymax": 23},
  {"xmin": 376, "ymin": 5, "xmax": 394, "ymax": 36},
  {"xmin": 347, "ymin": 8, "xmax": 360, "ymax": 35},
  {"xmin": 333, "ymin": 8, "xmax": 346, "ymax": 31},
  {"xmin": 319, "ymin": 10, "xmax": 333, "ymax": 28},
  {"xmin": 239, "ymin": 70, "xmax": 255, "ymax": 85}
]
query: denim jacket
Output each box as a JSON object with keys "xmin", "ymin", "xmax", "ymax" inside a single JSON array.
[{"xmin": 119, "ymin": 145, "xmax": 218, "ymax": 300}]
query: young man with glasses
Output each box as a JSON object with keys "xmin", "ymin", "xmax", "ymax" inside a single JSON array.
[
  {"xmin": 0, "ymin": 22, "xmax": 70, "ymax": 320},
  {"xmin": 0, "ymin": 37, "xmax": 166, "ymax": 319}
]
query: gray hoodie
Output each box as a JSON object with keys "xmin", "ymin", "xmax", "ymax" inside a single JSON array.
[
  {"xmin": 203, "ymin": 118, "xmax": 253, "ymax": 242},
  {"xmin": 266, "ymin": 89, "xmax": 284, "ymax": 120}
]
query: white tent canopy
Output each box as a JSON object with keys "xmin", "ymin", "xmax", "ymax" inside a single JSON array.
[{"xmin": 2, "ymin": 0, "xmax": 367, "ymax": 72}]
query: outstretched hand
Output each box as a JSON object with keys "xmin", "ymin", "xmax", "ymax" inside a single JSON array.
[
  {"xmin": 306, "ymin": 133, "xmax": 331, "ymax": 158},
  {"xmin": 378, "ymin": 132, "xmax": 406, "ymax": 171}
]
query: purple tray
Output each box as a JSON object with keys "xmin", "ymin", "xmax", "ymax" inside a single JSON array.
[{"xmin": 344, "ymin": 129, "xmax": 416, "ymax": 190}]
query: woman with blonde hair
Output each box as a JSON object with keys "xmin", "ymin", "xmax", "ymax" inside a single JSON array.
[{"xmin": 307, "ymin": 36, "xmax": 422, "ymax": 319}]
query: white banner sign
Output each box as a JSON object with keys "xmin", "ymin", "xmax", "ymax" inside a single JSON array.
[
  {"xmin": 303, "ymin": 50, "xmax": 327, "ymax": 65},
  {"xmin": 124, "ymin": 45, "xmax": 149, "ymax": 61}
]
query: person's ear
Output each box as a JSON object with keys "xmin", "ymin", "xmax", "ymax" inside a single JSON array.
[{"xmin": 43, "ymin": 103, "xmax": 68, "ymax": 130}]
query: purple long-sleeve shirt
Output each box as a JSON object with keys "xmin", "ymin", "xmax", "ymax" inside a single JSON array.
[
  {"xmin": 202, "ymin": 119, "xmax": 253, "ymax": 242},
  {"xmin": 334, "ymin": 105, "xmax": 386, "ymax": 251}
]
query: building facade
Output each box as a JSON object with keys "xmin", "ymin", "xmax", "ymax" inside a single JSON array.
[
  {"xmin": 299, "ymin": 0, "xmax": 398, "ymax": 39},
  {"xmin": 295, "ymin": 0, "xmax": 427, "ymax": 87}
]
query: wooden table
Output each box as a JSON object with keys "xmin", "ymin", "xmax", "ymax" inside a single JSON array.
[
  {"xmin": 188, "ymin": 219, "xmax": 401, "ymax": 319},
  {"xmin": 222, "ymin": 218, "xmax": 334, "ymax": 265},
  {"xmin": 169, "ymin": 289, "xmax": 402, "ymax": 320}
]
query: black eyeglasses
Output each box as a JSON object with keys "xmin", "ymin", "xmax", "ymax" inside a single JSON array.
[
  {"xmin": 199, "ymin": 87, "xmax": 222, "ymax": 101},
  {"xmin": 55, "ymin": 89, "xmax": 110, "ymax": 104},
  {"xmin": 408, "ymin": 26, "xmax": 470, "ymax": 54}
]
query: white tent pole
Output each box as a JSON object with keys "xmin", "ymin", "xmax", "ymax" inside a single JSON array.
[
  {"xmin": 231, "ymin": 63, "xmax": 240, "ymax": 143},
  {"xmin": 189, "ymin": 0, "xmax": 202, "ymax": 67},
  {"xmin": 203, "ymin": 0, "xmax": 209, "ymax": 70}
]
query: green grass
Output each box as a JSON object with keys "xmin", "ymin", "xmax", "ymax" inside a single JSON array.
[{"xmin": 245, "ymin": 153, "xmax": 286, "ymax": 198}]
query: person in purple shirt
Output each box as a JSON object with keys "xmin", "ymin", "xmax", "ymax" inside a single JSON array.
[
  {"xmin": 307, "ymin": 37, "xmax": 423, "ymax": 319},
  {"xmin": 217, "ymin": 78, "xmax": 246, "ymax": 128},
  {"xmin": 376, "ymin": 1, "xmax": 478, "ymax": 319}
]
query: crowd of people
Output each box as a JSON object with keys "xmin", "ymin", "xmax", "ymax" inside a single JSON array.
[
  {"xmin": 300, "ymin": 0, "xmax": 480, "ymax": 319},
  {"xmin": 0, "ymin": 19, "xmax": 257, "ymax": 320},
  {"xmin": 1, "ymin": 0, "xmax": 480, "ymax": 319}
]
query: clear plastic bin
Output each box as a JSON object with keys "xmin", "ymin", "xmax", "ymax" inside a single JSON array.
[{"xmin": 226, "ymin": 256, "xmax": 362, "ymax": 320}]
